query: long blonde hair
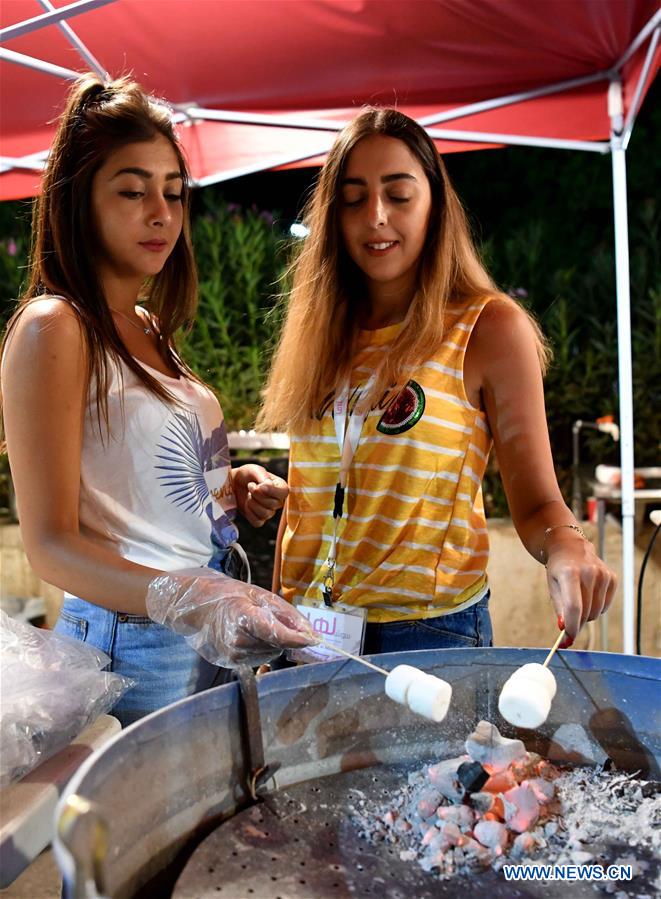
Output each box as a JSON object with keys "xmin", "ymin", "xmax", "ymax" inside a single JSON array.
[{"xmin": 258, "ymin": 108, "xmax": 549, "ymax": 432}]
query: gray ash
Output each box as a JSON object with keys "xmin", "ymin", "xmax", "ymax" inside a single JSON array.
[{"xmin": 351, "ymin": 722, "xmax": 660, "ymax": 895}]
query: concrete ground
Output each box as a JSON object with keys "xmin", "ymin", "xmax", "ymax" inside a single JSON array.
[{"xmin": 1, "ymin": 850, "xmax": 60, "ymax": 899}]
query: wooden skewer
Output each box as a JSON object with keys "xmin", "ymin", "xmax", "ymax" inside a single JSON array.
[
  {"xmin": 315, "ymin": 638, "xmax": 390, "ymax": 676},
  {"xmin": 316, "ymin": 631, "xmax": 565, "ymax": 675},
  {"xmin": 543, "ymin": 629, "xmax": 566, "ymax": 668}
]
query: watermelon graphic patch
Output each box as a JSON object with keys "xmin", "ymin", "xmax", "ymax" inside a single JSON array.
[{"xmin": 376, "ymin": 380, "xmax": 425, "ymax": 434}]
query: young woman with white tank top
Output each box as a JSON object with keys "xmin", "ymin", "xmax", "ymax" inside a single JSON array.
[{"xmin": 0, "ymin": 74, "xmax": 315, "ymax": 725}]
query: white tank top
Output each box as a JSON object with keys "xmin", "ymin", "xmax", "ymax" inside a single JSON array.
[{"xmin": 78, "ymin": 355, "xmax": 239, "ymax": 571}]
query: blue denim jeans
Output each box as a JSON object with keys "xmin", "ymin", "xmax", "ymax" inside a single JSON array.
[
  {"xmin": 362, "ymin": 592, "xmax": 493, "ymax": 654},
  {"xmin": 53, "ymin": 547, "xmax": 248, "ymax": 727}
]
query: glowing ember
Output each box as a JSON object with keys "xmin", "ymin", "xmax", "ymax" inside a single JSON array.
[{"xmin": 352, "ymin": 720, "xmax": 661, "ymax": 889}]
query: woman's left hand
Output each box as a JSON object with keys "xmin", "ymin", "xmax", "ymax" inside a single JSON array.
[
  {"xmin": 545, "ymin": 534, "xmax": 618, "ymax": 642},
  {"xmin": 232, "ymin": 464, "xmax": 289, "ymax": 527}
]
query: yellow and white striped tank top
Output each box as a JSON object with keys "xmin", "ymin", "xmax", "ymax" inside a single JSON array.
[{"xmin": 281, "ymin": 296, "xmax": 493, "ymax": 624}]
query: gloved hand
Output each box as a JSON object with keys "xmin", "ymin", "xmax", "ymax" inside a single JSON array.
[{"xmin": 146, "ymin": 569, "xmax": 317, "ymax": 667}]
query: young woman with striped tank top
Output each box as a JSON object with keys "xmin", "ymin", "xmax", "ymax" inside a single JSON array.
[
  {"xmin": 0, "ymin": 74, "xmax": 315, "ymax": 724},
  {"xmin": 258, "ymin": 108, "xmax": 617, "ymax": 655}
]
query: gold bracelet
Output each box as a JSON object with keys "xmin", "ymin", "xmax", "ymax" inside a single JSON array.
[{"xmin": 540, "ymin": 523, "xmax": 588, "ymax": 565}]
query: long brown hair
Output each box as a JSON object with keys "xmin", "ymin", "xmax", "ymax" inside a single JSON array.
[
  {"xmin": 1, "ymin": 73, "xmax": 199, "ymax": 435},
  {"xmin": 258, "ymin": 108, "xmax": 550, "ymax": 432}
]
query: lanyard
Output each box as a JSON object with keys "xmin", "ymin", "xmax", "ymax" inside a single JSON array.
[{"xmin": 322, "ymin": 374, "xmax": 375, "ymax": 606}]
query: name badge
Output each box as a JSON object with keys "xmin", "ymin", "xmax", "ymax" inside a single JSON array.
[{"xmin": 292, "ymin": 600, "xmax": 367, "ymax": 663}]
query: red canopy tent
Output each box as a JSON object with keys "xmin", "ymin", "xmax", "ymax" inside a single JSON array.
[
  {"xmin": 1, "ymin": 0, "xmax": 659, "ymax": 195},
  {"xmin": 1, "ymin": 0, "xmax": 659, "ymax": 652}
]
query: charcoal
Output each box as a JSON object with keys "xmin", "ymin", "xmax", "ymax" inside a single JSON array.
[
  {"xmin": 427, "ymin": 757, "xmax": 465, "ymax": 803},
  {"xmin": 473, "ymin": 819, "xmax": 508, "ymax": 851},
  {"xmin": 437, "ymin": 805, "xmax": 474, "ymax": 830},
  {"xmin": 511, "ymin": 832, "xmax": 536, "ymax": 857},
  {"xmin": 526, "ymin": 776, "xmax": 555, "ymax": 804},
  {"xmin": 416, "ymin": 788, "xmax": 442, "ymax": 819},
  {"xmin": 641, "ymin": 781, "xmax": 661, "ymax": 798},
  {"xmin": 469, "ymin": 791, "xmax": 494, "ymax": 813},
  {"xmin": 353, "ymin": 738, "xmax": 660, "ymax": 888},
  {"xmin": 503, "ymin": 784, "xmax": 540, "ymax": 832},
  {"xmin": 483, "ymin": 768, "xmax": 517, "ymax": 794},
  {"xmin": 465, "ymin": 721, "xmax": 526, "ymax": 771},
  {"xmin": 457, "ymin": 760, "xmax": 489, "ymax": 794}
]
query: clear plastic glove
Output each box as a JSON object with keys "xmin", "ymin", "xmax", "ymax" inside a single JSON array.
[{"xmin": 145, "ymin": 568, "xmax": 317, "ymax": 667}]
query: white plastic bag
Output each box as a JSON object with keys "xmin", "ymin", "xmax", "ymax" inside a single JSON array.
[{"xmin": 0, "ymin": 610, "xmax": 134, "ymax": 788}]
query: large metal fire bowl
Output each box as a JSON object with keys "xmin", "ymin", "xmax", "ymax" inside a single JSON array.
[{"xmin": 53, "ymin": 648, "xmax": 660, "ymax": 898}]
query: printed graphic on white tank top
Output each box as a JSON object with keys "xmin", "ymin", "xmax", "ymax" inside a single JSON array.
[{"xmin": 155, "ymin": 411, "xmax": 237, "ymax": 547}]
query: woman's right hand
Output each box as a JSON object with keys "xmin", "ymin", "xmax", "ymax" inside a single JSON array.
[
  {"xmin": 544, "ymin": 531, "xmax": 617, "ymax": 642},
  {"xmin": 145, "ymin": 569, "xmax": 317, "ymax": 667}
]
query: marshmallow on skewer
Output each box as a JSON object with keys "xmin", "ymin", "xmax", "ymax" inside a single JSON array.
[
  {"xmin": 498, "ymin": 677, "xmax": 552, "ymax": 729},
  {"xmin": 498, "ymin": 658, "xmax": 558, "ymax": 729},
  {"xmin": 407, "ymin": 673, "xmax": 452, "ymax": 722},
  {"xmin": 313, "ymin": 644, "xmax": 453, "ymax": 723},
  {"xmin": 515, "ymin": 663, "xmax": 557, "ymax": 698},
  {"xmin": 384, "ymin": 664, "xmax": 422, "ymax": 704},
  {"xmin": 385, "ymin": 665, "xmax": 453, "ymax": 722}
]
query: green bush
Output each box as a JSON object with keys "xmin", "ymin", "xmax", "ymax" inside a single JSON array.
[
  {"xmin": 179, "ymin": 199, "xmax": 291, "ymax": 428},
  {"xmin": 479, "ymin": 195, "xmax": 659, "ymax": 516},
  {"xmin": 0, "ymin": 200, "xmax": 32, "ymax": 328},
  {"xmin": 0, "ymin": 205, "xmax": 31, "ymax": 518}
]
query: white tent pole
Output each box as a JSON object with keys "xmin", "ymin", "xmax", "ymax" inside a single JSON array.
[
  {"xmin": 191, "ymin": 142, "xmax": 335, "ymax": 187},
  {"xmin": 614, "ymin": 8, "xmax": 661, "ymax": 70},
  {"xmin": 418, "ymin": 70, "xmax": 610, "ymax": 127},
  {"xmin": 185, "ymin": 107, "xmax": 610, "ymax": 153},
  {"xmin": 0, "ymin": 0, "xmax": 114, "ymax": 43},
  {"xmin": 184, "ymin": 107, "xmax": 348, "ymax": 131},
  {"xmin": 424, "ymin": 129, "xmax": 608, "ymax": 153},
  {"xmin": 185, "ymin": 69, "xmax": 609, "ymax": 135},
  {"xmin": 608, "ymin": 79, "xmax": 636, "ymax": 655},
  {"xmin": 622, "ymin": 24, "xmax": 660, "ymax": 150},
  {"xmin": 0, "ymin": 152, "xmax": 48, "ymax": 173},
  {"xmin": 0, "ymin": 126, "xmax": 609, "ymax": 180},
  {"xmin": 36, "ymin": 0, "xmax": 108, "ymax": 80},
  {"xmin": 0, "ymin": 47, "xmax": 80, "ymax": 79}
]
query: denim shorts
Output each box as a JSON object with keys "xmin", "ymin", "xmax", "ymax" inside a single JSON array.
[
  {"xmin": 53, "ymin": 546, "xmax": 249, "ymax": 727},
  {"xmin": 362, "ymin": 592, "xmax": 493, "ymax": 655}
]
